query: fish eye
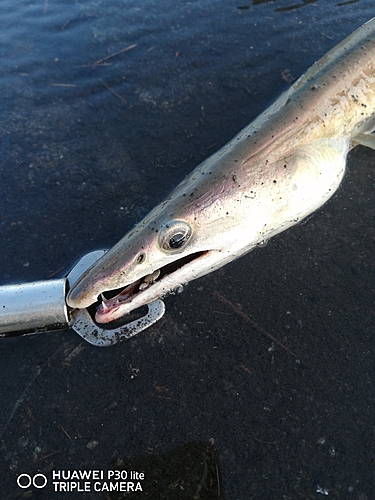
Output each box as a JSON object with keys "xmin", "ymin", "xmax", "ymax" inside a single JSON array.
[
  {"xmin": 159, "ymin": 220, "xmax": 192, "ymax": 252},
  {"xmin": 168, "ymin": 232, "xmax": 186, "ymax": 249}
]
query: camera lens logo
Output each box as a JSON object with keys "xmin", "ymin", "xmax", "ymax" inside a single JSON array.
[{"xmin": 17, "ymin": 473, "xmax": 48, "ymax": 489}]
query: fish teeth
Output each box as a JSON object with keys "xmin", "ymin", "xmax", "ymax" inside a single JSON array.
[
  {"xmin": 139, "ymin": 269, "xmax": 161, "ymax": 291},
  {"xmin": 100, "ymin": 294, "xmax": 110, "ymax": 311},
  {"xmin": 146, "ymin": 269, "xmax": 161, "ymax": 281}
]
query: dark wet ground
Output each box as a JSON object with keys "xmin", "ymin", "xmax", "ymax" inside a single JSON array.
[{"xmin": 1, "ymin": 0, "xmax": 375, "ymax": 498}]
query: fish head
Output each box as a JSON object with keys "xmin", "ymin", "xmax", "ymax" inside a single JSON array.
[{"xmin": 66, "ymin": 172, "xmax": 245, "ymax": 323}]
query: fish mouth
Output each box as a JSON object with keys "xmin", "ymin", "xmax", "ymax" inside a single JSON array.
[{"xmin": 95, "ymin": 250, "xmax": 208, "ymax": 323}]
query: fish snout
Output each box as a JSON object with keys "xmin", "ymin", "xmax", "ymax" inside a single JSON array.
[{"xmin": 66, "ymin": 283, "xmax": 98, "ymax": 309}]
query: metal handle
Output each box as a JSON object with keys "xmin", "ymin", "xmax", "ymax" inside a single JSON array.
[
  {"xmin": 0, "ymin": 250, "xmax": 107, "ymax": 339},
  {"xmin": 0, "ymin": 279, "xmax": 68, "ymax": 336}
]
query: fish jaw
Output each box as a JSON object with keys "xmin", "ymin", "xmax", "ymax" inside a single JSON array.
[{"xmin": 93, "ymin": 247, "xmax": 235, "ymax": 323}]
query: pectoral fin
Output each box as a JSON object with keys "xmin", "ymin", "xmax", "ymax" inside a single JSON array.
[
  {"xmin": 285, "ymin": 137, "xmax": 348, "ymax": 215},
  {"xmin": 352, "ymin": 133, "xmax": 375, "ymax": 150}
]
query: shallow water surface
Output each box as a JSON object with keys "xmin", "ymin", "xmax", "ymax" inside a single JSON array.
[{"xmin": 0, "ymin": 1, "xmax": 375, "ymax": 498}]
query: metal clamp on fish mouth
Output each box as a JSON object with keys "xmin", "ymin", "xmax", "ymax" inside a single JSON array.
[
  {"xmin": 0, "ymin": 250, "xmax": 165, "ymax": 347},
  {"xmin": 71, "ymin": 299, "xmax": 165, "ymax": 347}
]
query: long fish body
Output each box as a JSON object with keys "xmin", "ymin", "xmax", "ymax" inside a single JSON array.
[{"xmin": 68, "ymin": 18, "xmax": 375, "ymax": 323}]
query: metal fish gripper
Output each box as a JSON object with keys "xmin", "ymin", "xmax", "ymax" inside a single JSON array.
[{"xmin": 0, "ymin": 251, "xmax": 165, "ymax": 346}]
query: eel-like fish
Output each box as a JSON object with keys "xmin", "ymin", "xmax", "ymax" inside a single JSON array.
[{"xmin": 67, "ymin": 18, "xmax": 375, "ymax": 323}]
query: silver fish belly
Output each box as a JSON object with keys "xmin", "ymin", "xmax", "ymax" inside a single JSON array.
[{"xmin": 67, "ymin": 18, "xmax": 375, "ymax": 323}]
